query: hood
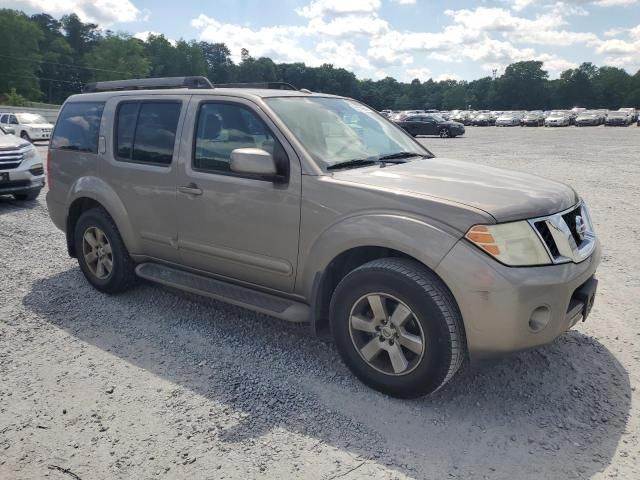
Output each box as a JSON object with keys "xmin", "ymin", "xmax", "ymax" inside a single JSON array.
[
  {"xmin": 442, "ymin": 120, "xmax": 464, "ymax": 127},
  {"xmin": 331, "ymin": 158, "xmax": 578, "ymax": 223},
  {"xmin": 0, "ymin": 133, "xmax": 29, "ymax": 150},
  {"xmin": 25, "ymin": 123, "xmax": 53, "ymax": 129}
]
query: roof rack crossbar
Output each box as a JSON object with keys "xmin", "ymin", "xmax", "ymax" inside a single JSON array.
[
  {"xmin": 213, "ymin": 82, "xmax": 298, "ymax": 91},
  {"xmin": 82, "ymin": 76, "xmax": 214, "ymax": 93}
]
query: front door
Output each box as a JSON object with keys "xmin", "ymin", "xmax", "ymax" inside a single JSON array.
[
  {"xmin": 175, "ymin": 96, "xmax": 302, "ymax": 292},
  {"xmin": 421, "ymin": 116, "xmax": 438, "ymax": 135}
]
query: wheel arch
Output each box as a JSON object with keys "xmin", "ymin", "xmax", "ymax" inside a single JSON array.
[
  {"xmin": 65, "ymin": 177, "xmax": 139, "ymax": 258},
  {"xmin": 300, "ymin": 216, "xmax": 458, "ymax": 335}
]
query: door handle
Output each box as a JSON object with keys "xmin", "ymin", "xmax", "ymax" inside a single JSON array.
[{"xmin": 178, "ymin": 184, "xmax": 203, "ymax": 196}]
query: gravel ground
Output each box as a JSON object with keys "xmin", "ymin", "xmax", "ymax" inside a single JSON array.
[{"xmin": 1, "ymin": 126, "xmax": 639, "ymax": 480}]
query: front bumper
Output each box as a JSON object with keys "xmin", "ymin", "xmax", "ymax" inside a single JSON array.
[
  {"xmin": 0, "ymin": 177, "xmax": 44, "ymax": 194},
  {"xmin": 1, "ymin": 157, "xmax": 45, "ymax": 195},
  {"xmin": 28, "ymin": 130, "xmax": 51, "ymax": 141},
  {"xmin": 436, "ymin": 239, "xmax": 601, "ymax": 358}
]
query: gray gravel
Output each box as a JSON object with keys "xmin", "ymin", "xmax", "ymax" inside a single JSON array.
[{"xmin": 1, "ymin": 126, "xmax": 639, "ymax": 479}]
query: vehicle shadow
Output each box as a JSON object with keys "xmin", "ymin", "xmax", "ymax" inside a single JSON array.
[
  {"xmin": 0, "ymin": 194, "xmax": 41, "ymax": 213},
  {"xmin": 23, "ymin": 269, "xmax": 631, "ymax": 479}
]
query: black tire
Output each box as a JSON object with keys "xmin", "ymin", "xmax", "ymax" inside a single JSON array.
[
  {"xmin": 330, "ymin": 258, "xmax": 466, "ymax": 398},
  {"xmin": 74, "ymin": 207, "xmax": 137, "ymax": 293},
  {"xmin": 13, "ymin": 189, "xmax": 40, "ymax": 201},
  {"xmin": 20, "ymin": 131, "xmax": 32, "ymax": 142},
  {"xmin": 439, "ymin": 128, "xmax": 450, "ymax": 138}
]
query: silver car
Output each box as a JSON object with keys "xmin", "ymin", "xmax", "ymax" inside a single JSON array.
[
  {"xmin": 46, "ymin": 77, "xmax": 600, "ymax": 398},
  {"xmin": 0, "ymin": 126, "xmax": 45, "ymax": 200}
]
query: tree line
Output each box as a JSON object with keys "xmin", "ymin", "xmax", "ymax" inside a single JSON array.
[{"xmin": 1, "ymin": 9, "xmax": 639, "ymax": 111}]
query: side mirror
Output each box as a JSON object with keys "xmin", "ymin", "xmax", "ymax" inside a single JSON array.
[{"xmin": 230, "ymin": 148, "xmax": 278, "ymax": 178}]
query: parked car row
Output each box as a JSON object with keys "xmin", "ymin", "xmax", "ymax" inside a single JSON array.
[{"xmin": 380, "ymin": 107, "xmax": 640, "ymax": 129}]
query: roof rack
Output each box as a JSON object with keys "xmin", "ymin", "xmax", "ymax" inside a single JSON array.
[
  {"xmin": 82, "ymin": 76, "xmax": 214, "ymax": 93},
  {"xmin": 213, "ymin": 82, "xmax": 298, "ymax": 91}
]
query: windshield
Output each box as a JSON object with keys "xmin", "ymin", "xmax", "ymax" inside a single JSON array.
[
  {"xmin": 429, "ymin": 114, "xmax": 445, "ymax": 122},
  {"xmin": 265, "ymin": 97, "xmax": 432, "ymax": 169},
  {"xmin": 16, "ymin": 113, "xmax": 47, "ymax": 124}
]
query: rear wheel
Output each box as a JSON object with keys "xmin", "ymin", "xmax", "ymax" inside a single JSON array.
[
  {"xmin": 74, "ymin": 208, "xmax": 137, "ymax": 293},
  {"xmin": 330, "ymin": 258, "xmax": 466, "ymax": 398}
]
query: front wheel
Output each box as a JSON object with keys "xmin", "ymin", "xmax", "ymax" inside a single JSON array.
[
  {"xmin": 330, "ymin": 258, "xmax": 466, "ymax": 398},
  {"xmin": 20, "ymin": 131, "xmax": 32, "ymax": 143},
  {"xmin": 439, "ymin": 128, "xmax": 450, "ymax": 138}
]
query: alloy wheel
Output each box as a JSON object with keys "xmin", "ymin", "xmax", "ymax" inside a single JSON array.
[
  {"xmin": 82, "ymin": 226, "xmax": 113, "ymax": 280},
  {"xmin": 348, "ymin": 293, "xmax": 426, "ymax": 376}
]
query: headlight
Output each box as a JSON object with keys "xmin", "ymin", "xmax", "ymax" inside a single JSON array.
[
  {"xmin": 22, "ymin": 145, "xmax": 38, "ymax": 160},
  {"xmin": 465, "ymin": 221, "xmax": 551, "ymax": 266}
]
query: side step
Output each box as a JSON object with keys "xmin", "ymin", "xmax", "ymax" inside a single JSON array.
[{"xmin": 136, "ymin": 263, "xmax": 310, "ymax": 323}]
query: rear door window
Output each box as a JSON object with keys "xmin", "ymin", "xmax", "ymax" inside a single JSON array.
[
  {"xmin": 51, "ymin": 102, "xmax": 105, "ymax": 153},
  {"xmin": 115, "ymin": 101, "xmax": 181, "ymax": 166}
]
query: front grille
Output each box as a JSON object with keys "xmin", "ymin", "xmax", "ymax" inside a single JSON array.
[
  {"xmin": 534, "ymin": 221, "xmax": 560, "ymax": 258},
  {"xmin": 563, "ymin": 206, "xmax": 583, "ymax": 245},
  {"xmin": 0, "ymin": 162, "xmax": 21, "ymax": 170},
  {"xmin": 530, "ymin": 203, "xmax": 595, "ymax": 264},
  {"xmin": 0, "ymin": 180, "xmax": 30, "ymax": 189},
  {"xmin": 0, "ymin": 149, "xmax": 24, "ymax": 170}
]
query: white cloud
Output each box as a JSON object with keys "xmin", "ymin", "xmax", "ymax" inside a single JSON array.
[
  {"xmin": 513, "ymin": 0, "xmax": 639, "ymax": 10},
  {"xmin": 393, "ymin": 0, "xmax": 416, "ymax": 4},
  {"xmin": 3, "ymin": 0, "xmax": 141, "ymax": 25},
  {"xmin": 192, "ymin": 15, "xmax": 310, "ymax": 64},
  {"xmin": 593, "ymin": 24, "xmax": 640, "ymax": 71},
  {"xmin": 405, "ymin": 67, "xmax": 432, "ymax": 81},
  {"xmin": 434, "ymin": 73, "xmax": 462, "ymax": 81},
  {"xmin": 316, "ymin": 40, "xmax": 373, "ymax": 70},
  {"xmin": 445, "ymin": 7, "xmax": 599, "ymax": 46},
  {"xmin": 308, "ymin": 14, "xmax": 389, "ymax": 38},
  {"xmin": 297, "ymin": 0, "xmax": 381, "ymax": 19},
  {"xmin": 188, "ymin": 0, "xmax": 635, "ymax": 81}
]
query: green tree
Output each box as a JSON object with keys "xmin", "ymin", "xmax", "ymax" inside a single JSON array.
[
  {"xmin": 84, "ymin": 35, "xmax": 151, "ymax": 81},
  {"xmin": 169, "ymin": 40, "xmax": 207, "ymax": 77},
  {"xmin": 593, "ymin": 66, "xmax": 631, "ymax": 108},
  {"xmin": 31, "ymin": 13, "xmax": 76, "ymax": 103},
  {"xmin": 0, "ymin": 9, "xmax": 43, "ymax": 99},
  {"xmin": 144, "ymin": 34, "xmax": 177, "ymax": 77},
  {"xmin": 496, "ymin": 61, "xmax": 548, "ymax": 109}
]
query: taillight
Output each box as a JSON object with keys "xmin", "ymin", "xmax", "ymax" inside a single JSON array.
[{"xmin": 46, "ymin": 149, "xmax": 51, "ymax": 187}]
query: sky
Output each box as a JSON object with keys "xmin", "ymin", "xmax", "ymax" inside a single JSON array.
[{"xmin": 4, "ymin": 0, "xmax": 640, "ymax": 82}]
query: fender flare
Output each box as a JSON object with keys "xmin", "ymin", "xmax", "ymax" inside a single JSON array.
[
  {"xmin": 300, "ymin": 213, "xmax": 461, "ymax": 333},
  {"xmin": 66, "ymin": 176, "xmax": 141, "ymax": 254}
]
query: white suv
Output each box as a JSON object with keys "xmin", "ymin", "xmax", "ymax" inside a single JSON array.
[
  {"xmin": 0, "ymin": 112, "xmax": 54, "ymax": 142},
  {"xmin": 0, "ymin": 127, "xmax": 45, "ymax": 200}
]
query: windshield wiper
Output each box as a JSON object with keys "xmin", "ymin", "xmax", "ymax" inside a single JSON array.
[
  {"xmin": 327, "ymin": 159, "xmax": 380, "ymax": 170},
  {"xmin": 378, "ymin": 151, "xmax": 428, "ymax": 161}
]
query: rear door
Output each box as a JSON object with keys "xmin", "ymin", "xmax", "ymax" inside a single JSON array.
[
  {"xmin": 101, "ymin": 95, "xmax": 187, "ymax": 262},
  {"xmin": 402, "ymin": 115, "xmax": 421, "ymax": 135},
  {"xmin": 174, "ymin": 95, "xmax": 302, "ymax": 292}
]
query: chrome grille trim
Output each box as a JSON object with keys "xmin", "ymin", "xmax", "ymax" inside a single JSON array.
[{"xmin": 528, "ymin": 202, "xmax": 596, "ymax": 264}]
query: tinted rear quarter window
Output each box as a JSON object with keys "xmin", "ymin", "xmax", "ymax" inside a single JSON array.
[
  {"xmin": 51, "ymin": 102, "xmax": 105, "ymax": 153},
  {"xmin": 115, "ymin": 101, "xmax": 181, "ymax": 166}
]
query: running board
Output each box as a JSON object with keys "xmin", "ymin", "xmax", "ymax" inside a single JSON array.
[{"xmin": 136, "ymin": 263, "xmax": 309, "ymax": 323}]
